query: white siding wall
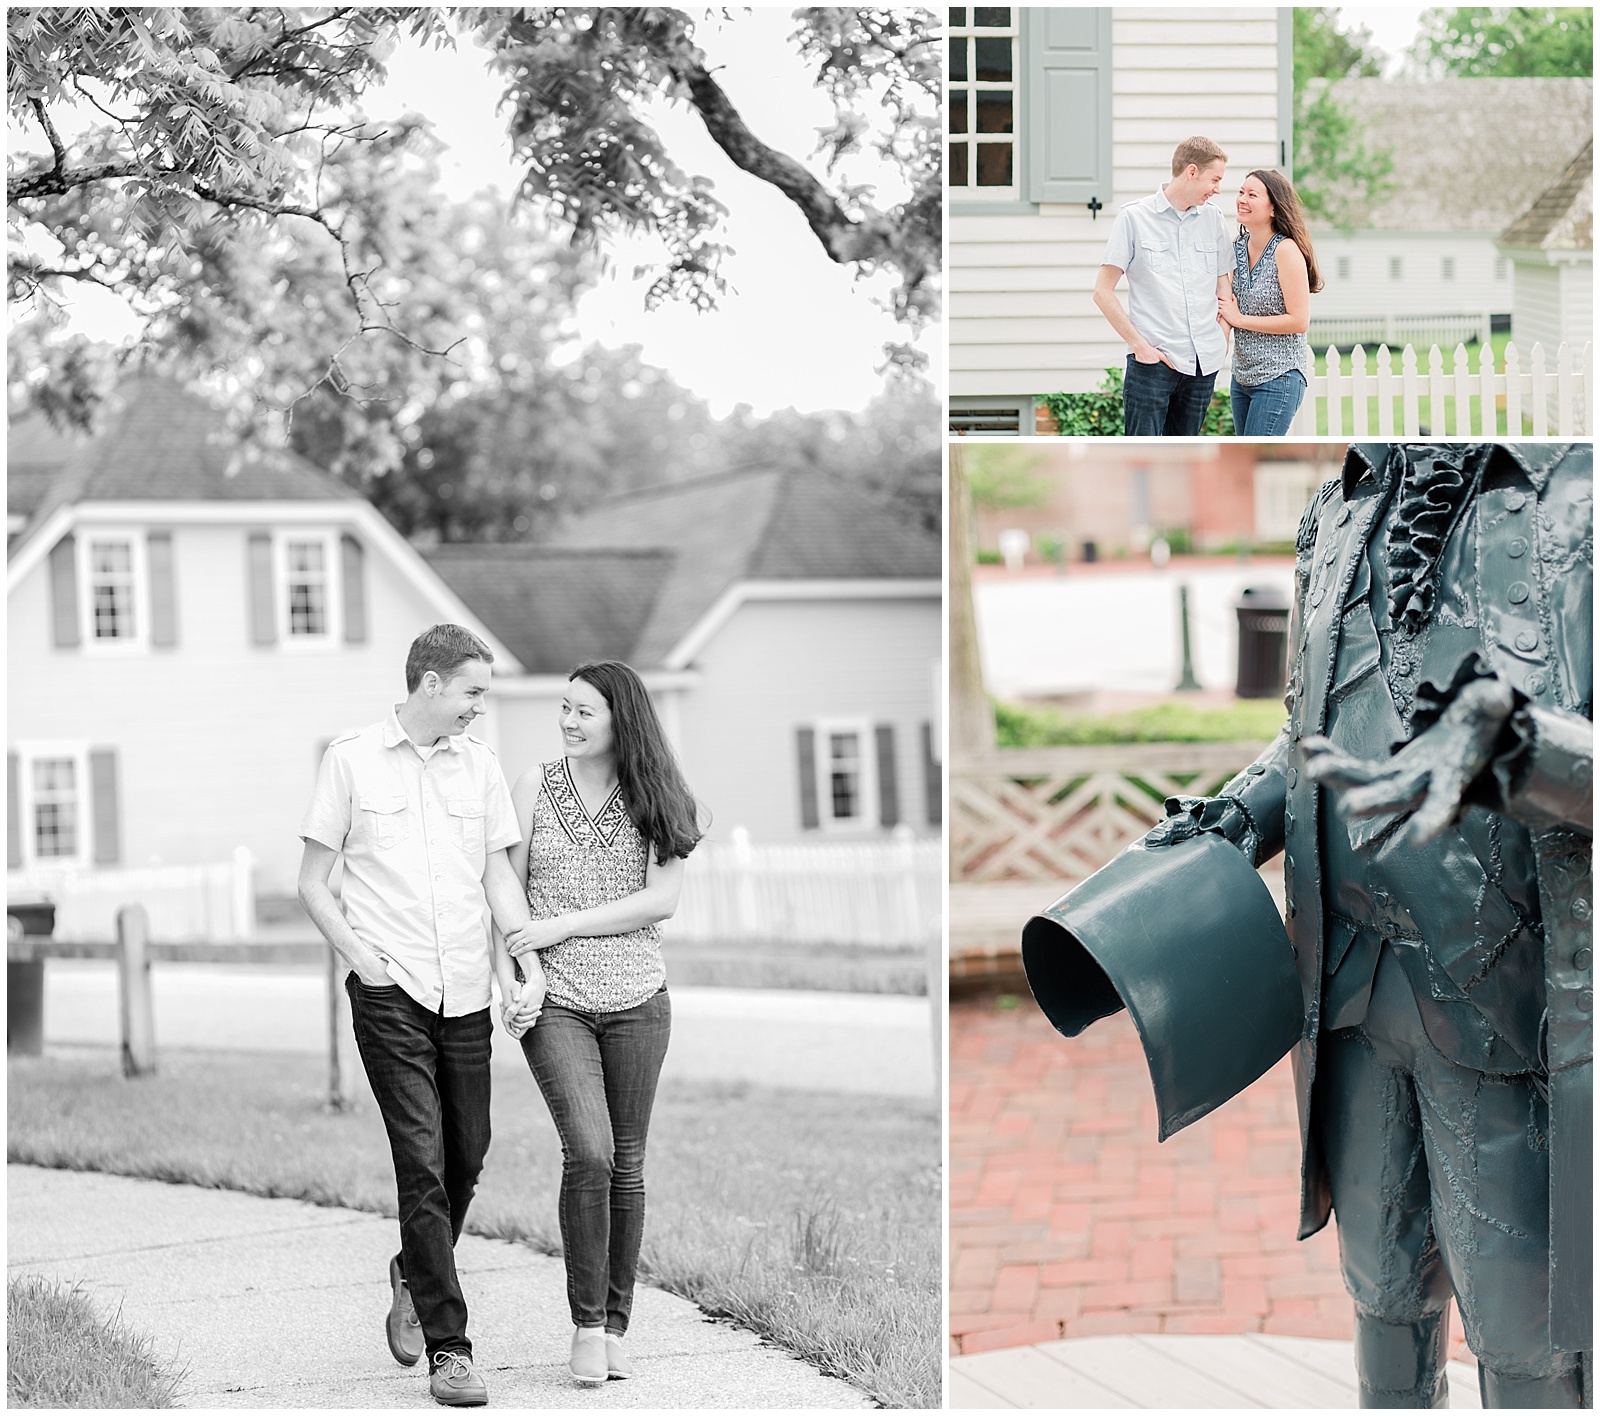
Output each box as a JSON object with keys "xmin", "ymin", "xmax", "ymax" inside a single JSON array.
[
  {"xmin": 10, "ymin": 520, "xmax": 470, "ymax": 895},
  {"xmin": 952, "ymin": 8, "xmax": 1283, "ymax": 397},
  {"xmin": 672, "ymin": 597, "xmax": 940, "ymax": 845},
  {"xmin": 1310, "ymin": 231, "xmax": 1507, "ymax": 324},
  {"xmin": 1509, "ymin": 257, "xmax": 1594, "ymax": 351}
]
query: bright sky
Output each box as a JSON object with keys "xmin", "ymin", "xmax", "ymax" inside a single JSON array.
[
  {"xmin": 1338, "ymin": 7, "xmax": 1430, "ymax": 77},
  {"xmin": 22, "ymin": 11, "xmax": 933, "ymax": 418}
]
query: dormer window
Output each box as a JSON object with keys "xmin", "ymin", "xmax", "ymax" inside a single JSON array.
[
  {"xmin": 89, "ymin": 539, "xmax": 138, "ymax": 640},
  {"xmin": 272, "ymin": 530, "xmax": 341, "ymax": 647}
]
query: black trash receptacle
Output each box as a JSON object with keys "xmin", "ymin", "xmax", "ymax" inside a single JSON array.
[
  {"xmin": 1235, "ymin": 585, "xmax": 1291, "ymax": 699},
  {"xmin": 8, "ymin": 898, "xmax": 56, "ymax": 1056}
]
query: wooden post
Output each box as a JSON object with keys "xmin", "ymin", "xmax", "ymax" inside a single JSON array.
[
  {"xmin": 326, "ymin": 947, "xmax": 364, "ymax": 1112},
  {"xmin": 116, "ymin": 904, "xmax": 156, "ymax": 1077}
]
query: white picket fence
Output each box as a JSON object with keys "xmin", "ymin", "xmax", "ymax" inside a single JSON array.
[
  {"xmin": 1287, "ymin": 340, "xmax": 1591, "ymax": 437},
  {"xmin": 672, "ymin": 827, "xmax": 942, "ymax": 948},
  {"xmin": 8, "ymin": 847, "xmax": 256, "ymax": 943}
]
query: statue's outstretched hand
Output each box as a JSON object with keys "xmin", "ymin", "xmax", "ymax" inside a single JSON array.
[
  {"xmin": 1143, "ymin": 797, "xmax": 1206, "ymax": 848},
  {"xmin": 1302, "ymin": 677, "xmax": 1515, "ymax": 845}
]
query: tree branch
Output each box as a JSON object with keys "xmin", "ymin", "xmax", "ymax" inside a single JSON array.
[
  {"xmin": 9, "ymin": 159, "xmax": 143, "ymax": 201},
  {"xmin": 30, "ymin": 98, "xmax": 69, "ymax": 174},
  {"xmin": 671, "ymin": 57, "xmax": 900, "ymax": 271}
]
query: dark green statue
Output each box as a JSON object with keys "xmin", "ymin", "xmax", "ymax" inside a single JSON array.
[{"xmin": 1024, "ymin": 444, "xmax": 1592, "ymax": 1407}]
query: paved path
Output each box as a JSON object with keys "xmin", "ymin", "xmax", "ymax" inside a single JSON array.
[
  {"xmin": 950, "ymin": 1333, "xmax": 1481, "ymax": 1409},
  {"xmin": 8, "ymin": 1165, "xmax": 868, "ymax": 1409},
  {"xmin": 950, "ymin": 989, "xmax": 1476, "ymax": 1375},
  {"xmin": 39, "ymin": 960, "xmax": 934, "ymax": 1097}
]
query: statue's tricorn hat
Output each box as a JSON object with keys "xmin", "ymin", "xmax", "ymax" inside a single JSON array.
[{"xmin": 1022, "ymin": 832, "xmax": 1302, "ymax": 1141}]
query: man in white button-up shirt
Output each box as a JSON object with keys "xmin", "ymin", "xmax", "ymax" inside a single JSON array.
[
  {"xmin": 298, "ymin": 624, "xmax": 539, "ymax": 1407},
  {"xmin": 1094, "ymin": 136, "xmax": 1235, "ymax": 436}
]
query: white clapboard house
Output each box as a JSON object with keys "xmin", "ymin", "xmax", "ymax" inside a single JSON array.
[
  {"xmin": 1307, "ymin": 77, "xmax": 1593, "ymax": 351},
  {"xmin": 949, "ymin": 6, "xmax": 1290, "ymax": 432},
  {"xmin": 8, "ymin": 377, "xmax": 941, "ymax": 940}
]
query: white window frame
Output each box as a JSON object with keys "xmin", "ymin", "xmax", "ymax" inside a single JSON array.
[
  {"xmin": 274, "ymin": 529, "xmax": 342, "ymax": 651},
  {"xmin": 948, "ymin": 7, "xmax": 1020, "ymax": 202},
  {"xmin": 76, "ymin": 528, "xmax": 148, "ymax": 654},
  {"xmin": 14, "ymin": 740, "xmax": 92, "ymax": 868},
  {"xmin": 1441, "ymin": 256, "xmax": 1455, "ymax": 281},
  {"xmin": 1336, "ymin": 255, "xmax": 1351, "ymax": 282},
  {"xmin": 1389, "ymin": 256, "xmax": 1404, "ymax": 281},
  {"xmin": 813, "ymin": 717, "xmax": 879, "ymax": 833}
]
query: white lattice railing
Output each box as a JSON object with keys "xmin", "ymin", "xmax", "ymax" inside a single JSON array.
[
  {"xmin": 673, "ymin": 828, "xmax": 941, "ymax": 948},
  {"xmin": 1287, "ymin": 340, "xmax": 1591, "ymax": 437},
  {"xmin": 8, "ymin": 846, "xmax": 256, "ymax": 943}
]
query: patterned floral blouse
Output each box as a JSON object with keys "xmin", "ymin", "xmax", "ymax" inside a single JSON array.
[
  {"xmin": 524, "ymin": 759, "xmax": 665, "ymax": 1013},
  {"xmin": 1230, "ymin": 230, "xmax": 1313, "ymax": 389}
]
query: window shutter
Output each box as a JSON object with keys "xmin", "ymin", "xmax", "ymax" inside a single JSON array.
[
  {"xmin": 89, "ymin": 748, "xmax": 120, "ymax": 865},
  {"xmin": 796, "ymin": 727, "xmax": 819, "ymax": 830},
  {"xmin": 921, "ymin": 722, "xmax": 943, "ymax": 826},
  {"xmin": 1026, "ymin": 7, "xmax": 1112, "ymax": 206},
  {"xmin": 7, "ymin": 751, "xmax": 21, "ymax": 868},
  {"xmin": 49, "ymin": 535, "xmax": 80, "ymax": 647},
  {"xmin": 148, "ymin": 531, "xmax": 178, "ymax": 647},
  {"xmin": 341, "ymin": 534, "xmax": 367, "ymax": 644},
  {"xmin": 875, "ymin": 724, "xmax": 900, "ymax": 828},
  {"xmin": 247, "ymin": 533, "xmax": 276, "ymax": 645}
]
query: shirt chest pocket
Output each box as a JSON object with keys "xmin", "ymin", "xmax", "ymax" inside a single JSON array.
[
  {"xmin": 1191, "ymin": 240, "xmax": 1218, "ymax": 273},
  {"xmin": 447, "ymin": 798, "xmax": 486, "ymax": 854},
  {"xmin": 358, "ymin": 794, "xmax": 410, "ymax": 851},
  {"xmin": 1140, "ymin": 238, "xmax": 1177, "ymax": 273}
]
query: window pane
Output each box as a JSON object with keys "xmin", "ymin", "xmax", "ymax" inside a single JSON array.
[
  {"xmin": 949, "ymin": 6, "xmax": 966, "ymax": 25},
  {"xmin": 288, "ymin": 541, "xmax": 324, "ymax": 574},
  {"xmin": 35, "ymin": 801, "xmax": 77, "ymax": 857},
  {"xmin": 949, "ymin": 141, "xmax": 968, "ymax": 187},
  {"xmin": 289, "ymin": 583, "xmax": 326, "ymax": 636},
  {"xmin": 33, "ymin": 758, "xmax": 73, "ymax": 793},
  {"xmin": 976, "ymin": 143, "xmax": 1014, "ymax": 187},
  {"xmin": 974, "ymin": 36, "xmax": 1011, "ymax": 81},
  {"xmin": 951, "ymin": 92, "xmax": 968, "ymax": 135},
  {"xmin": 950, "ymin": 36, "xmax": 968, "ymax": 82},
  {"xmin": 975, "ymin": 92, "xmax": 1012, "ymax": 133},
  {"xmin": 93, "ymin": 583, "xmax": 134, "ymax": 639},
  {"xmin": 92, "ymin": 542, "xmax": 131, "ymax": 574},
  {"xmin": 974, "ymin": 7, "xmax": 1011, "ymax": 27}
]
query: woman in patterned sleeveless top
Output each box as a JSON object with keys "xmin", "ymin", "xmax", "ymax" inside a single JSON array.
[
  {"xmin": 1218, "ymin": 168, "xmax": 1323, "ymax": 436},
  {"xmin": 493, "ymin": 660, "xmax": 702, "ymax": 1386}
]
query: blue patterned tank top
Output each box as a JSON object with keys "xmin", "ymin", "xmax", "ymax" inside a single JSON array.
[{"xmin": 1231, "ymin": 231, "xmax": 1313, "ymax": 388}]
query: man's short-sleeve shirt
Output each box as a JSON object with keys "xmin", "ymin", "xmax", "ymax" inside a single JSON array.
[
  {"xmin": 1102, "ymin": 186, "xmax": 1234, "ymax": 376},
  {"xmin": 299, "ymin": 708, "xmax": 521, "ymax": 1016}
]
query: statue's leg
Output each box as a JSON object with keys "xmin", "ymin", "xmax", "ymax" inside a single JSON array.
[
  {"xmin": 1477, "ymin": 1364, "xmax": 1587, "ymax": 1407},
  {"xmin": 1316, "ymin": 1023, "xmax": 1453, "ymax": 1407}
]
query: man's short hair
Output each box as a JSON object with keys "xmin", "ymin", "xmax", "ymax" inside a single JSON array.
[
  {"xmin": 405, "ymin": 624, "xmax": 493, "ymax": 693},
  {"xmin": 1171, "ymin": 137, "xmax": 1228, "ymax": 176}
]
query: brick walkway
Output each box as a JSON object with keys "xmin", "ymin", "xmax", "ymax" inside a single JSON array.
[{"xmin": 950, "ymin": 989, "xmax": 1472, "ymax": 1367}]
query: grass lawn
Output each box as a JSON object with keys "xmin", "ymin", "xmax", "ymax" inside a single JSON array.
[
  {"xmin": 997, "ymin": 697, "xmax": 1288, "ymax": 747},
  {"xmin": 1308, "ymin": 331, "xmax": 1552, "ymax": 436},
  {"xmin": 9, "ymin": 1048, "xmax": 940, "ymax": 1409},
  {"xmin": 8, "ymin": 1274, "xmax": 182, "ymax": 1408}
]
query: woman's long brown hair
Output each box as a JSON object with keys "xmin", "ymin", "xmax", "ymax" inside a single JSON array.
[
  {"xmin": 569, "ymin": 660, "xmax": 703, "ymax": 865},
  {"xmin": 1247, "ymin": 169, "xmax": 1324, "ymax": 294}
]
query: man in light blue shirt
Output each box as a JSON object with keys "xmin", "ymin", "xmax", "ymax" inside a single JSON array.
[{"xmin": 1094, "ymin": 137, "xmax": 1234, "ymax": 436}]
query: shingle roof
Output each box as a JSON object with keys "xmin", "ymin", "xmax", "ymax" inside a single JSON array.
[
  {"xmin": 541, "ymin": 465, "xmax": 939, "ymax": 666},
  {"xmin": 1313, "ymin": 77, "xmax": 1593, "ymax": 232},
  {"xmin": 1498, "ymin": 137, "xmax": 1594, "ymax": 251},
  {"xmin": 7, "ymin": 375, "xmax": 359, "ymax": 551},
  {"xmin": 422, "ymin": 545, "xmax": 673, "ymax": 674}
]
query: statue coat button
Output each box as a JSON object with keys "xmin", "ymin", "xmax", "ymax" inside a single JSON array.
[
  {"xmin": 1573, "ymin": 897, "xmax": 1592, "ymax": 921},
  {"xmin": 1515, "ymin": 630, "xmax": 1538, "ymax": 652},
  {"xmin": 1506, "ymin": 491, "xmax": 1527, "ymax": 512},
  {"xmin": 1508, "ymin": 582, "xmax": 1530, "ymax": 604},
  {"xmin": 1508, "ymin": 537, "xmax": 1527, "ymax": 558},
  {"xmin": 1574, "ymin": 948, "xmax": 1592, "ymax": 971}
]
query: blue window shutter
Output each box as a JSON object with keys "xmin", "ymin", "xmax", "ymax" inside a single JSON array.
[
  {"xmin": 49, "ymin": 535, "xmax": 80, "ymax": 647},
  {"xmin": 7, "ymin": 751, "xmax": 21, "ymax": 868},
  {"xmin": 148, "ymin": 531, "xmax": 178, "ymax": 647},
  {"xmin": 921, "ymin": 723, "xmax": 943, "ymax": 827},
  {"xmin": 875, "ymin": 724, "xmax": 900, "ymax": 828},
  {"xmin": 1027, "ymin": 7, "xmax": 1113, "ymax": 206},
  {"xmin": 247, "ymin": 533, "xmax": 276, "ymax": 645},
  {"xmin": 796, "ymin": 728, "xmax": 819, "ymax": 830},
  {"xmin": 89, "ymin": 748, "xmax": 120, "ymax": 865},
  {"xmin": 341, "ymin": 534, "xmax": 367, "ymax": 644}
]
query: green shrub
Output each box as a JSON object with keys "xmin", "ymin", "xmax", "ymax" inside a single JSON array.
[
  {"xmin": 995, "ymin": 697, "xmax": 1287, "ymax": 746},
  {"xmin": 975, "ymin": 548, "xmax": 1001, "ymax": 565},
  {"xmin": 1039, "ymin": 369, "xmax": 1235, "ymax": 436}
]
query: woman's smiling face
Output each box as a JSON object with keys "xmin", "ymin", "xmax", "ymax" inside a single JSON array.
[
  {"xmin": 1236, "ymin": 175, "xmax": 1274, "ymax": 225},
  {"xmin": 559, "ymin": 676, "xmax": 615, "ymax": 763}
]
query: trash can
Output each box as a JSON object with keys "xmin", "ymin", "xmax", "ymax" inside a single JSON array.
[
  {"xmin": 8, "ymin": 897, "xmax": 55, "ymax": 1056},
  {"xmin": 1235, "ymin": 585, "xmax": 1290, "ymax": 699}
]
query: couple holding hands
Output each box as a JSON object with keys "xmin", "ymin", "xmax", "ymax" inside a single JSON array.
[
  {"xmin": 299, "ymin": 624, "xmax": 700, "ymax": 1406},
  {"xmin": 1094, "ymin": 135, "xmax": 1323, "ymax": 437}
]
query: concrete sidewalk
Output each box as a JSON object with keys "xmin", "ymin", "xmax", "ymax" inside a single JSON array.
[{"xmin": 8, "ymin": 1164, "xmax": 869, "ymax": 1409}]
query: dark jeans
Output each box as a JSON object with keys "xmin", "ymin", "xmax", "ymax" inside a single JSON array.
[
  {"xmin": 1123, "ymin": 354, "xmax": 1216, "ymax": 436},
  {"xmin": 521, "ymin": 988, "xmax": 671, "ymax": 1334},
  {"xmin": 1230, "ymin": 369, "xmax": 1306, "ymax": 436},
  {"xmin": 345, "ymin": 975, "xmax": 492, "ymax": 1362}
]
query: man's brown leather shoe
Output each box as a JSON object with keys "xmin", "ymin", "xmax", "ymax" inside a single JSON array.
[
  {"xmin": 386, "ymin": 1255, "xmax": 424, "ymax": 1366},
  {"xmin": 430, "ymin": 1350, "xmax": 487, "ymax": 1407}
]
